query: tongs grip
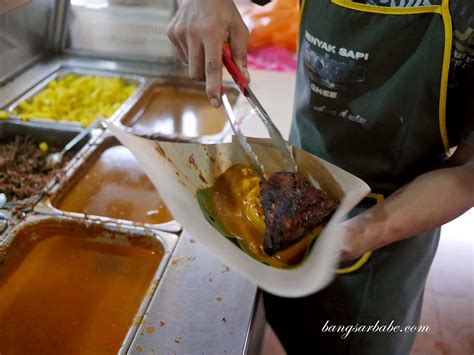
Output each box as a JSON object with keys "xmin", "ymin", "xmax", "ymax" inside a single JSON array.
[{"xmin": 222, "ymin": 48, "xmax": 249, "ymax": 96}]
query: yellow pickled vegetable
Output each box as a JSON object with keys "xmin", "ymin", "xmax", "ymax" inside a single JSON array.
[
  {"xmin": 39, "ymin": 142, "xmax": 49, "ymax": 152},
  {"xmin": 14, "ymin": 74, "xmax": 137, "ymax": 126},
  {"xmin": 0, "ymin": 110, "xmax": 10, "ymax": 119}
]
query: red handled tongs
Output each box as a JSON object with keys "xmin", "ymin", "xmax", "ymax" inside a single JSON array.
[{"xmin": 220, "ymin": 48, "xmax": 297, "ymax": 179}]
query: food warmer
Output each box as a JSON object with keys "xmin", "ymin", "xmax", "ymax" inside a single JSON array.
[{"xmin": 0, "ymin": 1, "xmax": 264, "ymax": 353}]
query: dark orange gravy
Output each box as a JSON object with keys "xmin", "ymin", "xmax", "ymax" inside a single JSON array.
[
  {"xmin": 127, "ymin": 88, "xmax": 228, "ymax": 137},
  {"xmin": 202, "ymin": 165, "xmax": 320, "ymax": 268},
  {"xmin": 55, "ymin": 145, "xmax": 173, "ymax": 224},
  {"xmin": 0, "ymin": 221, "xmax": 163, "ymax": 355}
]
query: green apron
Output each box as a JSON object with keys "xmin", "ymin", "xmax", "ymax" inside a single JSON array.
[{"xmin": 264, "ymin": 0, "xmax": 452, "ymax": 353}]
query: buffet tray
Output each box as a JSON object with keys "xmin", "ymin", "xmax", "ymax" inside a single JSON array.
[
  {"xmin": 0, "ymin": 214, "xmax": 178, "ymax": 354},
  {"xmin": 0, "ymin": 119, "xmax": 99, "ymax": 211},
  {"xmin": 36, "ymin": 134, "xmax": 181, "ymax": 234},
  {"xmin": 5, "ymin": 66, "xmax": 147, "ymax": 126},
  {"xmin": 117, "ymin": 78, "xmax": 240, "ymax": 143}
]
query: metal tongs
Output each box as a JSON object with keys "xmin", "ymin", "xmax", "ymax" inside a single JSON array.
[{"xmin": 220, "ymin": 48, "xmax": 297, "ymax": 179}]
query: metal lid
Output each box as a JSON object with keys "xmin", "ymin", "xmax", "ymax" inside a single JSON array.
[
  {"xmin": 60, "ymin": 0, "xmax": 178, "ymax": 64},
  {"xmin": 0, "ymin": 0, "xmax": 54, "ymax": 85}
]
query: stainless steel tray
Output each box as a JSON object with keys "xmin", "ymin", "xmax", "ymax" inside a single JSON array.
[
  {"xmin": 5, "ymin": 66, "xmax": 147, "ymax": 126},
  {"xmin": 36, "ymin": 134, "xmax": 181, "ymax": 234},
  {"xmin": 0, "ymin": 214, "xmax": 178, "ymax": 354},
  {"xmin": 0, "ymin": 119, "xmax": 99, "ymax": 210},
  {"xmin": 116, "ymin": 78, "xmax": 240, "ymax": 143}
]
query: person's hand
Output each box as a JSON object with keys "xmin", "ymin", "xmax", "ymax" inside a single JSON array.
[
  {"xmin": 167, "ymin": 0, "xmax": 250, "ymax": 108},
  {"xmin": 339, "ymin": 140, "xmax": 474, "ymax": 263},
  {"xmin": 338, "ymin": 215, "xmax": 385, "ymax": 262},
  {"xmin": 338, "ymin": 220, "xmax": 369, "ymax": 262}
]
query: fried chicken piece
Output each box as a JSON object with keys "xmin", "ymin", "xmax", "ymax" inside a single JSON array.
[{"xmin": 260, "ymin": 172, "xmax": 338, "ymax": 255}]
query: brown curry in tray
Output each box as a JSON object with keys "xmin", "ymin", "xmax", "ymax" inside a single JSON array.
[
  {"xmin": 196, "ymin": 165, "xmax": 338, "ymax": 268},
  {"xmin": 0, "ymin": 220, "xmax": 163, "ymax": 354}
]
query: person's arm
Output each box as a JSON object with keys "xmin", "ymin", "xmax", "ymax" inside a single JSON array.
[
  {"xmin": 340, "ymin": 141, "xmax": 474, "ymax": 261},
  {"xmin": 167, "ymin": 0, "xmax": 250, "ymax": 108}
]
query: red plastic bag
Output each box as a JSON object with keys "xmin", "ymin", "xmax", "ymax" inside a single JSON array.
[{"xmin": 244, "ymin": 0, "xmax": 300, "ymax": 53}]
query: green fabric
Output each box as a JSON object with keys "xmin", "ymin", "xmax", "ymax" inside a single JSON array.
[
  {"xmin": 356, "ymin": 0, "xmax": 474, "ymax": 147},
  {"xmin": 290, "ymin": 1, "xmax": 448, "ymax": 194},
  {"xmin": 264, "ymin": 1, "xmax": 448, "ymax": 354}
]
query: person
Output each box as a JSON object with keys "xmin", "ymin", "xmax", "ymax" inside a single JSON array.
[{"xmin": 167, "ymin": 0, "xmax": 474, "ymax": 353}]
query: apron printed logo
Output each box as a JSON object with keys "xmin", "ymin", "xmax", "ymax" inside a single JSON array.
[
  {"xmin": 302, "ymin": 31, "xmax": 369, "ymax": 124},
  {"xmin": 314, "ymin": 105, "xmax": 367, "ymax": 125},
  {"xmin": 303, "ymin": 45, "xmax": 366, "ymax": 88},
  {"xmin": 453, "ymin": 28, "xmax": 474, "ymax": 70},
  {"xmin": 305, "ymin": 31, "xmax": 369, "ymax": 61},
  {"xmin": 305, "ymin": 31, "xmax": 337, "ymax": 54},
  {"xmin": 302, "ymin": 38, "xmax": 366, "ymax": 91},
  {"xmin": 311, "ymin": 83, "xmax": 338, "ymax": 99}
]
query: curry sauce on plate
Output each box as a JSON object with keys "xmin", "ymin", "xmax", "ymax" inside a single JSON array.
[{"xmin": 196, "ymin": 165, "xmax": 328, "ymax": 268}]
